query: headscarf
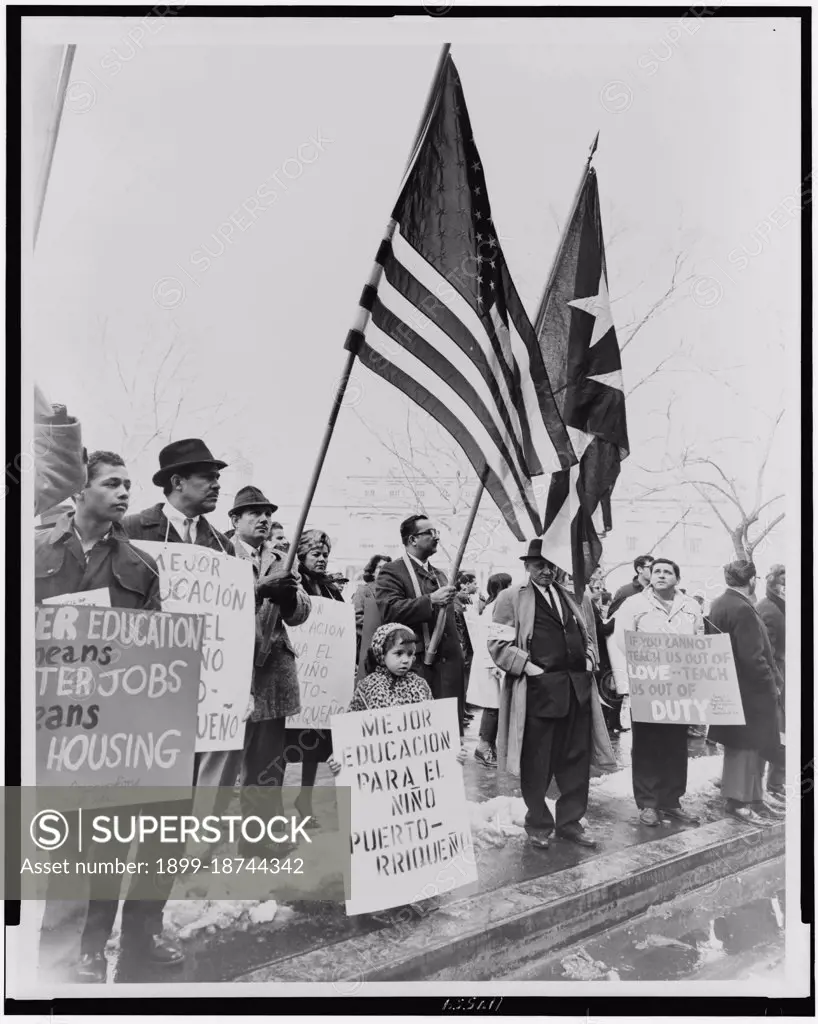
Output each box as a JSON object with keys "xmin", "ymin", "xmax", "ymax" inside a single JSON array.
[
  {"xmin": 369, "ymin": 622, "xmax": 416, "ymax": 667},
  {"xmin": 724, "ymin": 559, "xmax": 757, "ymax": 587},
  {"xmin": 766, "ymin": 563, "xmax": 785, "ymax": 583}
]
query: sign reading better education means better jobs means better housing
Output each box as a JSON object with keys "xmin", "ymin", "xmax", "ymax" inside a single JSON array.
[
  {"xmin": 624, "ymin": 631, "xmax": 745, "ymax": 726},
  {"xmin": 286, "ymin": 595, "xmax": 356, "ymax": 730},
  {"xmin": 331, "ymin": 697, "xmax": 477, "ymax": 916},
  {"xmin": 131, "ymin": 541, "xmax": 255, "ymax": 752},
  {"xmin": 35, "ymin": 604, "xmax": 203, "ymax": 801}
]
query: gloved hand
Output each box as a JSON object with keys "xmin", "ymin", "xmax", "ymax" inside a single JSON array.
[{"xmin": 256, "ymin": 569, "xmax": 300, "ymax": 605}]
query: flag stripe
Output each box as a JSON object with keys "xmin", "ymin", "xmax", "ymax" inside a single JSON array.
[
  {"xmin": 361, "ymin": 321, "xmax": 542, "ymax": 537},
  {"xmin": 388, "ymin": 229, "xmax": 530, "ymax": 460},
  {"xmin": 376, "ymin": 266, "xmax": 532, "ymax": 494}
]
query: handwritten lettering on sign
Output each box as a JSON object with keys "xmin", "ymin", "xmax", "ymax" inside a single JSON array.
[
  {"xmin": 624, "ymin": 631, "xmax": 745, "ymax": 725},
  {"xmin": 331, "ymin": 697, "xmax": 476, "ymax": 916},
  {"xmin": 35, "ymin": 605, "xmax": 202, "ymax": 801},
  {"xmin": 131, "ymin": 542, "xmax": 254, "ymax": 751},
  {"xmin": 287, "ymin": 596, "xmax": 355, "ymax": 730}
]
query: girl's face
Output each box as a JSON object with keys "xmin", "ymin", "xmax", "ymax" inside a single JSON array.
[
  {"xmin": 303, "ymin": 545, "xmax": 329, "ymax": 574},
  {"xmin": 383, "ymin": 639, "xmax": 416, "ymax": 677}
]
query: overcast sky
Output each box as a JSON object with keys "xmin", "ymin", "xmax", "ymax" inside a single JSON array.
[{"xmin": 24, "ymin": 15, "xmax": 800, "ymax": 527}]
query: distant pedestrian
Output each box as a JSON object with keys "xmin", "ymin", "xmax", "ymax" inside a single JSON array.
[
  {"xmin": 589, "ymin": 579, "xmax": 621, "ymax": 734},
  {"xmin": 352, "ymin": 554, "xmax": 390, "ymax": 660},
  {"xmin": 454, "ymin": 570, "xmax": 478, "ymax": 726},
  {"xmin": 609, "ymin": 554, "xmax": 654, "ymax": 617},
  {"xmin": 615, "ymin": 558, "xmax": 704, "ymax": 828},
  {"xmin": 470, "ymin": 572, "xmax": 512, "ymax": 768},
  {"xmin": 707, "ymin": 560, "xmax": 784, "ymax": 825},
  {"xmin": 757, "ymin": 564, "xmax": 785, "ymax": 799}
]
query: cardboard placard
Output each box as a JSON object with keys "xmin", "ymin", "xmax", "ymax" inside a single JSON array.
[
  {"xmin": 286, "ymin": 596, "xmax": 355, "ymax": 730},
  {"xmin": 331, "ymin": 697, "xmax": 476, "ymax": 916},
  {"xmin": 624, "ymin": 631, "xmax": 745, "ymax": 725},
  {"xmin": 35, "ymin": 605, "xmax": 202, "ymax": 795},
  {"xmin": 131, "ymin": 541, "xmax": 254, "ymax": 751}
]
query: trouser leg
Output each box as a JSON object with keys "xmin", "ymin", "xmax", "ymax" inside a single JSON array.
[
  {"xmin": 632, "ymin": 722, "xmax": 670, "ymax": 809},
  {"xmin": 240, "ymin": 717, "xmax": 286, "ymax": 820},
  {"xmin": 479, "ymin": 708, "xmax": 499, "ymax": 745},
  {"xmin": 553, "ymin": 693, "xmax": 592, "ymax": 831},
  {"xmin": 520, "ymin": 714, "xmax": 557, "ymax": 834},
  {"xmin": 194, "ymin": 747, "xmax": 245, "ymax": 814},
  {"xmin": 659, "ymin": 724, "xmax": 690, "ymax": 808}
]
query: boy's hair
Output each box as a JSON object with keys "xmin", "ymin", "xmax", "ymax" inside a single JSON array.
[
  {"xmin": 85, "ymin": 450, "xmax": 125, "ymax": 485},
  {"xmin": 634, "ymin": 554, "xmax": 654, "ymax": 572}
]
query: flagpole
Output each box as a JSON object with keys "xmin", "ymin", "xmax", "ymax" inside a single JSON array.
[
  {"xmin": 279, "ymin": 42, "xmax": 451, "ymax": 576},
  {"xmin": 423, "ymin": 478, "xmax": 485, "ymax": 666},
  {"xmin": 533, "ymin": 131, "xmax": 599, "ymax": 335},
  {"xmin": 33, "ymin": 44, "xmax": 77, "ymax": 248}
]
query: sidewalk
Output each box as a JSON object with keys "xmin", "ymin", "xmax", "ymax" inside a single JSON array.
[{"xmin": 102, "ymin": 724, "xmax": 782, "ymax": 985}]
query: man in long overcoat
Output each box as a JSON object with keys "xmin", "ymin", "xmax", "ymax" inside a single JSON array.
[
  {"xmin": 489, "ymin": 540, "xmax": 599, "ymax": 850},
  {"xmin": 756, "ymin": 563, "xmax": 786, "ymax": 798},
  {"xmin": 707, "ymin": 560, "xmax": 783, "ymax": 825}
]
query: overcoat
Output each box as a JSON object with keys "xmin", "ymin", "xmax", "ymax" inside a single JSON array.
[
  {"xmin": 371, "ymin": 556, "xmax": 464, "ymax": 702},
  {"xmin": 706, "ymin": 587, "xmax": 781, "ymax": 756},
  {"xmin": 122, "ymin": 502, "xmax": 235, "ymax": 555},
  {"xmin": 488, "ymin": 580, "xmax": 615, "ymax": 778}
]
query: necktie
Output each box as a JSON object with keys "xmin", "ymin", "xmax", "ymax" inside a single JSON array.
[
  {"xmin": 546, "ymin": 586, "xmax": 562, "ymax": 623},
  {"xmin": 182, "ymin": 518, "xmax": 194, "ymax": 543}
]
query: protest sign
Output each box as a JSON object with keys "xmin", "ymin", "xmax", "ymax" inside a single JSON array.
[
  {"xmin": 331, "ymin": 697, "xmax": 476, "ymax": 916},
  {"xmin": 287, "ymin": 596, "xmax": 355, "ymax": 730},
  {"xmin": 624, "ymin": 631, "xmax": 745, "ymax": 725},
  {"xmin": 35, "ymin": 604, "xmax": 202, "ymax": 799},
  {"xmin": 43, "ymin": 588, "xmax": 111, "ymax": 608},
  {"xmin": 131, "ymin": 541, "xmax": 254, "ymax": 752}
]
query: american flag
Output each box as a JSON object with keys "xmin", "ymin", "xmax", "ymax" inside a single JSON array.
[
  {"xmin": 346, "ymin": 54, "xmax": 574, "ymax": 541},
  {"xmin": 535, "ymin": 163, "xmax": 629, "ymax": 592}
]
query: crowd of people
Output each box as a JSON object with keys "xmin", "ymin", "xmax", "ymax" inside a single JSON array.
[{"xmin": 32, "ymin": 399, "xmax": 787, "ymax": 980}]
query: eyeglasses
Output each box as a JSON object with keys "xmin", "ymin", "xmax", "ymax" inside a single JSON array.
[{"xmin": 414, "ymin": 529, "xmax": 439, "ymax": 539}]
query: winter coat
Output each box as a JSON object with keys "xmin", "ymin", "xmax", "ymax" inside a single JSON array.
[
  {"xmin": 488, "ymin": 580, "xmax": 600, "ymax": 777},
  {"xmin": 352, "ymin": 581, "xmax": 375, "ymax": 648},
  {"xmin": 373, "ymin": 556, "xmax": 464, "ymax": 702},
  {"xmin": 34, "ymin": 415, "xmax": 85, "ymax": 518},
  {"xmin": 756, "ymin": 588, "xmax": 785, "ymax": 685},
  {"xmin": 298, "ymin": 566, "xmax": 345, "ymax": 602},
  {"xmin": 706, "ymin": 587, "xmax": 781, "ymax": 756},
  {"xmin": 232, "ymin": 538, "xmax": 310, "ymax": 721},
  {"xmin": 122, "ymin": 503, "xmax": 235, "ymax": 556},
  {"xmin": 35, "ymin": 512, "xmax": 160, "ymax": 610}
]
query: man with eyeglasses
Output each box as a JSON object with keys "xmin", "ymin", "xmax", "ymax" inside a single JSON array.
[{"xmin": 373, "ymin": 514, "xmax": 466, "ymax": 734}]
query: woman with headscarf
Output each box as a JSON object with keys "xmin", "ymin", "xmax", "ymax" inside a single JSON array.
[{"xmin": 284, "ymin": 529, "xmax": 347, "ymax": 826}]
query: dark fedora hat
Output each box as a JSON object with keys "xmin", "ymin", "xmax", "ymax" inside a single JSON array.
[
  {"xmin": 228, "ymin": 485, "xmax": 278, "ymax": 517},
  {"xmin": 152, "ymin": 438, "xmax": 228, "ymax": 486},
  {"xmin": 519, "ymin": 539, "xmax": 555, "ymax": 563}
]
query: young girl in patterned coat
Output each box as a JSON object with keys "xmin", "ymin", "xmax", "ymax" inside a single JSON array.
[{"xmin": 329, "ymin": 622, "xmax": 467, "ymax": 772}]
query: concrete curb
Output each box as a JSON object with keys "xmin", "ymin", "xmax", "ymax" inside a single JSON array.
[{"xmin": 237, "ymin": 818, "xmax": 784, "ymax": 983}]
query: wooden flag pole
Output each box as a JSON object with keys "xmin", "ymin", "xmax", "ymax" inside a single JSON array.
[
  {"xmin": 278, "ymin": 42, "xmax": 451, "ymax": 577},
  {"xmin": 534, "ymin": 131, "xmax": 599, "ymax": 336},
  {"xmin": 33, "ymin": 44, "xmax": 77, "ymax": 248},
  {"xmin": 423, "ymin": 478, "xmax": 485, "ymax": 666}
]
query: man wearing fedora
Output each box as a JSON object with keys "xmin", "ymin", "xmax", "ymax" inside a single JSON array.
[
  {"xmin": 489, "ymin": 540, "xmax": 599, "ymax": 851},
  {"xmin": 123, "ymin": 438, "xmax": 243, "ymax": 795},
  {"xmin": 228, "ymin": 485, "xmax": 311, "ymax": 855}
]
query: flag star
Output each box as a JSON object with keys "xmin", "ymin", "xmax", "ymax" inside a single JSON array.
[
  {"xmin": 587, "ymin": 368, "xmax": 624, "ymax": 393},
  {"xmin": 476, "ymin": 233, "xmax": 483, "ymax": 242},
  {"xmin": 471, "ymin": 160, "xmax": 481, "ymax": 171},
  {"xmin": 567, "ymin": 271, "xmax": 614, "ymax": 350},
  {"xmin": 475, "ymin": 186, "xmax": 482, "ymax": 196}
]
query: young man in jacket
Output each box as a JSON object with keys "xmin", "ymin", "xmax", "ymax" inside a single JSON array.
[
  {"xmin": 228, "ymin": 486, "xmax": 310, "ymax": 855},
  {"xmin": 488, "ymin": 541, "xmax": 599, "ymax": 851},
  {"xmin": 122, "ymin": 439, "xmax": 243, "ymax": 795},
  {"xmin": 614, "ymin": 558, "xmax": 704, "ymax": 827},
  {"xmin": 35, "ymin": 451, "xmax": 185, "ymax": 981},
  {"xmin": 608, "ymin": 554, "xmax": 654, "ymax": 617}
]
